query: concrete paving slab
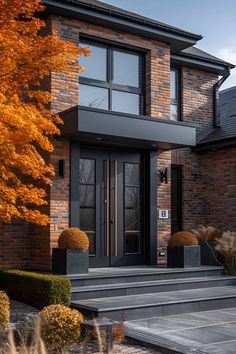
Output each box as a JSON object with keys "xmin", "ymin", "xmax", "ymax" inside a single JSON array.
[{"xmin": 125, "ymin": 308, "xmax": 236, "ymax": 354}]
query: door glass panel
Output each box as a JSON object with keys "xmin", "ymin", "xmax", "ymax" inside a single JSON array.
[
  {"xmin": 80, "ymin": 208, "xmax": 95, "ymax": 231},
  {"xmin": 125, "ymin": 187, "xmax": 140, "ymax": 208},
  {"xmin": 87, "ymin": 232, "xmax": 96, "ymax": 255},
  {"xmin": 80, "ymin": 185, "xmax": 95, "ymax": 207},
  {"xmin": 79, "ymin": 158, "xmax": 96, "ymax": 255},
  {"xmin": 125, "ymin": 163, "xmax": 140, "ymax": 185},
  {"xmin": 112, "ymin": 91, "xmax": 140, "ymax": 115},
  {"xmin": 124, "ymin": 163, "xmax": 141, "ymax": 254},
  {"xmin": 125, "ymin": 209, "xmax": 140, "ymax": 231},
  {"xmin": 79, "ymin": 84, "xmax": 109, "ymax": 109},
  {"xmin": 79, "ymin": 159, "xmax": 95, "ymax": 184},
  {"xmin": 125, "ymin": 232, "xmax": 140, "ymax": 254},
  {"xmin": 113, "ymin": 50, "xmax": 140, "ymax": 87},
  {"xmin": 80, "ymin": 43, "xmax": 107, "ymax": 81}
]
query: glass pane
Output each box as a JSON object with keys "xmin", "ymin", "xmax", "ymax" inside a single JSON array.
[
  {"xmin": 125, "ymin": 163, "xmax": 140, "ymax": 186},
  {"xmin": 87, "ymin": 232, "xmax": 96, "ymax": 255},
  {"xmin": 79, "ymin": 159, "xmax": 95, "ymax": 184},
  {"xmin": 80, "ymin": 185, "xmax": 95, "ymax": 207},
  {"xmin": 171, "ymin": 104, "xmax": 178, "ymax": 121},
  {"xmin": 79, "ymin": 84, "xmax": 108, "ymax": 109},
  {"xmin": 80, "ymin": 43, "xmax": 107, "ymax": 81},
  {"xmin": 125, "ymin": 187, "xmax": 140, "ymax": 208},
  {"xmin": 80, "ymin": 208, "xmax": 95, "ymax": 231},
  {"xmin": 125, "ymin": 209, "xmax": 140, "ymax": 231},
  {"xmin": 113, "ymin": 50, "xmax": 140, "ymax": 87},
  {"xmin": 125, "ymin": 232, "xmax": 140, "ymax": 254},
  {"xmin": 171, "ymin": 69, "xmax": 177, "ymax": 100},
  {"xmin": 112, "ymin": 91, "xmax": 140, "ymax": 115}
]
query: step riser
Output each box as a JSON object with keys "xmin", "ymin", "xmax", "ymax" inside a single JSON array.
[
  {"xmin": 73, "ymin": 296, "xmax": 236, "ymax": 322},
  {"xmin": 71, "ymin": 278, "xmax": 236, "ymax": 300},
  {"xmin": 69, "ymin": 269, "xmax": 223, "ymax": 287}
]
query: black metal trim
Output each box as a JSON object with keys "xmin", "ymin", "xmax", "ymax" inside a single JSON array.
[
  {"xmin": 171, "ymin": 164, "xmax": 182, "ymax": 234},
  {"xmin": 145, "ymin": 150, "xmax": 157, "ymax": 265},
  {"xmin": 70, "ymin": 141, "xmax": 80, "ymax": 227}
]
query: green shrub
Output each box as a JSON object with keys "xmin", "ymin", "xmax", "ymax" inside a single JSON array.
[
  {"xmin": 0, "ymin": 291, "xmax": 10, "ymax": 331},
  {"xmin": 0, "ymin": 269, "xmax": 71, "ymax": 309}
]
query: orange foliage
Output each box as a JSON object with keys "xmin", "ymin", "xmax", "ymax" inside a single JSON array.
[{"xmin": 0, "ymin": 0, "xmax": 89, "ymax": 225}]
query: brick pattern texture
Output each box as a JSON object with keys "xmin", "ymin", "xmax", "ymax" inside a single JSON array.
[{"xmin": 0, "ymin": 13, "xmax": 230, "ymax": 269}]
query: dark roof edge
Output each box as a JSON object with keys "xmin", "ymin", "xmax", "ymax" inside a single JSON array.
[
  {"xmin": 171, "ymin": 54, "xmax": 234, "ymax": 75},
  {"xmin": 195, "ymin": 137, "xmax": 236, "ymax": 152},
  {"xmin": 172, "ymin": 51, "xmax": 235, "ymax": 70},
  {"xmin": 43, "ymin": 0, "xmax": 202, "ymax": 50}
]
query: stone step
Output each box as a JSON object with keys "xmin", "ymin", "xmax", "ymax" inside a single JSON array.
[
  {"xmin": 71, "ymin": 275, "xmax": 236, "ymax": 300},
  {"xmin": 71, "ymin": 285, "xmax": 236, "ymax": 321},
  {"xmin": 66, "ymin": 266, "xmax": 223, "ymax": 287}
]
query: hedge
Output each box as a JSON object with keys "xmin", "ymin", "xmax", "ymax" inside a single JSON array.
[{"xmin": 0, "ymin": 269, "xmax": 71, "ymax": 309}]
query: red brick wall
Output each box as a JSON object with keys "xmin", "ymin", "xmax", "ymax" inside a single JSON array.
[
  {"xmin": 201, "ymin": 147, "xmax": 236, "ymax": 232},
  {"xmin": 172, "ymin": 68, "xmax": 219, "ymax": 231}
]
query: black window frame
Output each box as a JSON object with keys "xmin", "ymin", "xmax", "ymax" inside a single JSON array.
[
  {"xmin": 79, "ymin": 39, "xmax": 145, "ymax": 115},
  {"xmin": 170, "ymin": 67, "xmax": 181, "ymax": 121}
]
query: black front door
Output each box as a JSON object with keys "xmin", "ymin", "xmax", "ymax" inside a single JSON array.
[{"xmin": 79, "ymin": 148, "xmax": 144, "ymax": 267}]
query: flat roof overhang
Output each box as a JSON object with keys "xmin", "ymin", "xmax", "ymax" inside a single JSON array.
[
  {"xmin": 43, "ymin": 0, "xmax": 201, "ymax": 52},
  {"xmin": 59, "ymin": 106, "xmax": 196, "ymax": 150}
]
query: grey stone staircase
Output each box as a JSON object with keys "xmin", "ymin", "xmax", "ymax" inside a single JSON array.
[{"xmin": 69, "ymin": 266, "xmax": 236, "ymax": 322}]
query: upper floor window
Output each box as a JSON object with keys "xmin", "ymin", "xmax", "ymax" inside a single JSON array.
[
  {"xmin": 79, "ymin": 40, "xmax": 143, "ymax": 115},
  {"xmin": 170, "ymin": 67, "xmax": 181, "ymax": 121}
]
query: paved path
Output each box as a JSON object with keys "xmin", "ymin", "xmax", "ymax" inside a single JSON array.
[{"xmin": 126, "ymin": 307, "xmax": 236, "ymax": 354}]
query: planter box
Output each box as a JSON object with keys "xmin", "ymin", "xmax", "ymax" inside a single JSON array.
[
  {"xmin": 167, "ymin": 245, "xmax": 200, "ymax": 268},
  {"xmin": 52, "ymin": 248, "xmax": 88, "ymax": 275},
  {"xmin": 200, "ymin": 241, "xmax": 220, "ymax": 266}
]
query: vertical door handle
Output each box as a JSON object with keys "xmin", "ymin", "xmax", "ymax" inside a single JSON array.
[
  {"xmin": 114, "ymin": 160, "xmax": 118, "ymax": 257},
  {"xmin": 105, "ymin": 160, "xmax": 110, "ymax": 257}
]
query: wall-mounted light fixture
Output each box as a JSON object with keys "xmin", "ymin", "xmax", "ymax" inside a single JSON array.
[
  {"xmin": 59, "ymin": 159, "xmax": 65, "ymax": 178},
  {"xmin": 160, "ymin": 168, "xmax": 168, "ymax": 184}
]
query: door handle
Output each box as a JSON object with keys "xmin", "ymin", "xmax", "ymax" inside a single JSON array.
[
  {"xmin": 105, "ymin": 160, "xmax": 110, "ymax": 257},
  {"xmin": 114, "ymin": 160, "xmax": 118, "ymax": 257}
]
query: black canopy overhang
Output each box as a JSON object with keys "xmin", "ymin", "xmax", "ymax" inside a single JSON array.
[{"xmin": 59, "ymin": 106, "xmax": 196, "ymax": 150}]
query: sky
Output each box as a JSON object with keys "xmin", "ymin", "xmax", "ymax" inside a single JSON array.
[{"xmin": 104, "ymin": 0, "xmax": 236, "ymax": 90}]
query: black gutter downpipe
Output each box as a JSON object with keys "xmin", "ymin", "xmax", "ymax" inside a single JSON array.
[{"xmin": 213, "ymin": 68, "xmax": 230, "ymax": 127}]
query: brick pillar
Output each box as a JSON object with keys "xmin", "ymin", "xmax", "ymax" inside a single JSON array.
[{"xmin": 146, "ymin": 43, "xmax": 171, "ymax": 265}]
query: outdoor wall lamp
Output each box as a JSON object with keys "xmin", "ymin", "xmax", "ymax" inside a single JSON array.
[
  {"xmin": 59, "ymin": 159, "xmax": 65, "ymax": 178},
  {"xmin": 160, "ymin": 168, "xmax": 168, "ymax": 184}
]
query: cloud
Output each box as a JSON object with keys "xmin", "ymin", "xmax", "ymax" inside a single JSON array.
[
  {"xmin": 216, "ymin": 48, "xmax": 236, "ymax": 89},
  {"xmin": 217, "ymin": 48, "xmax": 236, "ymax": 64}
]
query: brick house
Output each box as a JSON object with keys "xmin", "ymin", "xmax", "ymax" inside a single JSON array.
[{"xmin": 0, "ymin": 0, "xmax": 234, "ymax": 270}]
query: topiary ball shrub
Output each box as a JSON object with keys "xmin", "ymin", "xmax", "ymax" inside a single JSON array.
[
  {"xmin": 58, "ymin": 228, "xmax": 89, "ymax": 250},
  {"xmin": 168, "ymin": 231, "xmax": 198, "ymax": 247},
  {"xmin": 39, "ymin": 304, "xmax": 83, "ymax": 350},
  {"xmin": 0, "ymin": 291, "xmax": 10, "ymax": 331}
]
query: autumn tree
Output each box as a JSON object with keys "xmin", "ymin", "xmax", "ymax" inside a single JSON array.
[{"xmin": 0, "ymin": 0, "xmax": 89, "ymax": 225}]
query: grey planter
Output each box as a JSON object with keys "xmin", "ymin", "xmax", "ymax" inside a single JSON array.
[
  {"xmin": 200, "ymin": 241, "xmax": 220, "ymax": 266},
  {"xmin": 52, "ymin": 248, "xmax": 88, "ymax": 275},
  {"xmin": 167, "ymin": 245, "xmax": 201, "ymax": 268}
]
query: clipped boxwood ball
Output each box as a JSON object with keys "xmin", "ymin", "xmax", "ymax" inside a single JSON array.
[
  {"xmin": 168, "ymin": 231, "xmax": 198, "ymax": 247},
  {"xmin": 58, "ymin": 228, "xmax": 89, "ymax": 250}
]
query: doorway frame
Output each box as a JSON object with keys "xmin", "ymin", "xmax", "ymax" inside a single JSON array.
[{"xmin": 70, "ymin": 142, "xmax": 157, "ymax": 267}]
